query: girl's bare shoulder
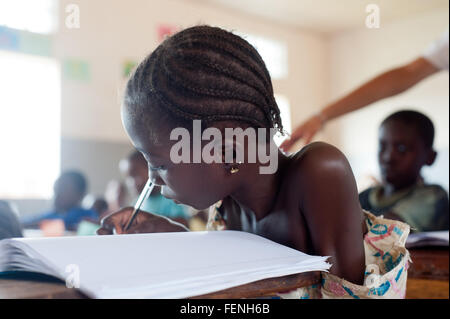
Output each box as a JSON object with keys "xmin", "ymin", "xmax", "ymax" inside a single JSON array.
[{"xmin": 285, "ymin": 142, "xmax": 352, "ymax": 184}]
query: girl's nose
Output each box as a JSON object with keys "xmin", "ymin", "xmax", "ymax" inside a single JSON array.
[{"xmin": 148, "ymin": 169, "xmax": 165, "ymax": 186}]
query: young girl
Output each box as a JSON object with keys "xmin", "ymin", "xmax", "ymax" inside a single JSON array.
[{"xmin": 98, "ymin": 25, "xmax": 410, "ymax": 299}]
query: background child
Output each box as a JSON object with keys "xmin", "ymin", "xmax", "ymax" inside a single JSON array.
[
  {"xmin": 0, "ymin": 200, "xmax": 23, "ymax": 240},
  {"xmin": 98, "ymin": 25, "xmax": 410, "ymax": 299},
  {"xmin": 104, "ymin": 179, "xmax": 129, "ymax": 214},
  {"xmin": 359, "ymin": 110, "xmax": 449, "ymax": 232},
  {"xmin": 22, "ymin": 170, "xmax": 98, "ymax": 231}
]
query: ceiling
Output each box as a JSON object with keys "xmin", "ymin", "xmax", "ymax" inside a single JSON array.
[{"xmin": 191, "ymin": 0, "xmax": 449, "ymax": 33}]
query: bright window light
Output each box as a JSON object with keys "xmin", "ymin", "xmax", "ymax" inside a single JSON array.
[
  {"xmin": 274, "ymin": 94, "xmax": 291, "ymax": 146},
  {"xmin": 237, "ymin": 32, "xmax": 288, "ymax": 80},
  {"xmin": 0, "ymin": 50, "xmax": 60, "ymax": 199},
  {"xmin": 0, "ymin": 0, "xmax": 58, "ymax": 34}
]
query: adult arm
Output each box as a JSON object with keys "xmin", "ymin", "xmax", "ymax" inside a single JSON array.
[{"xmin": 281, "ymin": 57, "xmax": 440, "ymax": 150}]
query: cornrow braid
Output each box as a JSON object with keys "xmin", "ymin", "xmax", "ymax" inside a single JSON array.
[
  {"xmin": 171, "ymin": 44, "xmax": 279, "ymax": 114},
  {"xmin": 125, "ymin": 25, "xmax": 284, "ymax": 134},
  {"xmin": 161, "ymin": 34, "xmax": 278, "ymax": 128},
  {"xmin": 173, "ymin": 30, "xmax": 273, "ymax": 92}
]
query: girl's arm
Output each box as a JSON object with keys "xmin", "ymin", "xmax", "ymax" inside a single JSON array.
[{"xmin": 296, "ymin": 142, "xmax": 367, "ymax": 285}]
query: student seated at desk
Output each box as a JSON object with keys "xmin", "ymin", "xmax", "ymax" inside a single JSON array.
[
  {"xmin": 0, "ymin": 200, "xmax": 23, "ymax": 240},
  {"xmin": 359, "ymin": 110, "xmax": 449, "ymax": 233},
  {"xmin": 76, "ymin": 196, "xmax": 110, "ymax": 236},
  {"xmin": 22, "ymin": 171, "xmax": 98, "ymax": 231},
  {"xmin": 82, "ymin": 195, "xmax": 109, "ymax": 220},
  {"xmin": 98, "ymin": 26, "xmax": 411, "ymax": 299},
  {"xmin": 120, "ymin": 150, "xmax": 190, "ymax": 226}
]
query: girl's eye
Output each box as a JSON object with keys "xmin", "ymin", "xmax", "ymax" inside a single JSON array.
[
  {"xmin": 149, "ymin": 165, "xmax": 166, "ymax": 172},
  {"xmin": 397, "ymin": 144, "xmax": 407, "ymax": 153}
]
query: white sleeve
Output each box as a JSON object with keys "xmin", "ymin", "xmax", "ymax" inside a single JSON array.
[{"xmin": 423, "ymin": 29, "xmax": 449, "ymax": 70}]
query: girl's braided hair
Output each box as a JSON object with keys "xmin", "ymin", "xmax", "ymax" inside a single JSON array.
[{"xmin": 124, "ymin": 25, "xmax": 284, "ymax": 134}]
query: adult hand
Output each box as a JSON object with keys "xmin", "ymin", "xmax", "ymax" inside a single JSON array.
[{"xmin": 280, "ymin": 114, "xmax": 324, "ymax": 151}]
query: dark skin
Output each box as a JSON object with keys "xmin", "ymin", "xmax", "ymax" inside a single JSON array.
[
  {"xmin": 377, "ymin": 119, "xmax": 436, "ymax": 220},
  {"xmin": 98, "ymin": 106, "xmax": 368, "ymax": 285}
]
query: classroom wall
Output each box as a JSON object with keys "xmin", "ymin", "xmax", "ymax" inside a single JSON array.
[
  {"xmin": 322, "ymin": 9, "xmax": 449, "ymax": 191},
  {"xmin": 10, "ymin": 1, "xmax": 449, "ymax": 216},
  {"xmin": 52, "ymin": 0, "xmax": 328, "ymax": 194},
  {"xmin": 55, "ymin": 0, "xmax": 328, "ymax": 142},
  {"xmin": 12, "ymin": 0, "xmax": 330, "ymax": 218}
]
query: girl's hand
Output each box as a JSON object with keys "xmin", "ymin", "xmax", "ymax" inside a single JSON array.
[{"xmin": 96, "ymin": 207, "xmax": 189, "ymax": 235}]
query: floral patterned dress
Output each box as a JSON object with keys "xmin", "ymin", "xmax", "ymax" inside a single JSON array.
[{"xmin": 206, "ymin": 200, "xmax": 411, "ymax": 299}]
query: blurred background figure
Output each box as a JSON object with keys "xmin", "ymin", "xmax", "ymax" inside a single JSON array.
[
  {"xmin": 89, "ymin": 197, "xmax": 109, "ymax": 219},
  {"xmin": 119, "ymin": 150, "xmax": 191, "ymax": 227},
  {"xmin": 82, "ymin": 194, "xmax": 109, "ymax": 220},
  {"xmin": 104, "ymin": 179, "xmax": 129, "ymax": 215},
  {"xmin": 359, "ymin": 110, "xmax": 449, "ymax": 232},
  {"xmin": 76, "ymin": 195, "xmax": 109, "ymax": 236},
  {"xmin": 0, "ymin": 200, "xmax": 23, "ymax": 240},
  {"xmin": 22, "ymin": 170, "xmax": 98, "ymax": 232}
]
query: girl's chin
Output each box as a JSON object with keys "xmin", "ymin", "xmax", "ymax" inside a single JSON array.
[
  {"xmin": 166, "ymin": 195, "xmax": 216, "ymax": 211},
  {"xmin": 183, "ymin": 199, "xmax": 212, "ymax": 211}
]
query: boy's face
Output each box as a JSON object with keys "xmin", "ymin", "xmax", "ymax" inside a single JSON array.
[{"xmin": 378, "ymin": 120, "xmax": 432, "ymax": 190}]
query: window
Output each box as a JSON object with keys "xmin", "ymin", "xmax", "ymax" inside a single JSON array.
[
  {"xmin": 230, "ymin": 31, "xmax": 291, "ymax": 144},
  {"xmin": 0, "ymin": 0, "xmax": 58, "ymax": 34},
  {"xmin": 237, "ymin": 32, "xmax": 288, "ymax": 80},
  {"xmin": 0, "ymin": 50, "xmax": 60, "ymax": 198}
]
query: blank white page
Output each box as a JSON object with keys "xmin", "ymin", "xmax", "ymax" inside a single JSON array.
[{"xmin": 11, "ymin": 230, "xmax": 330, "ymax": 298}]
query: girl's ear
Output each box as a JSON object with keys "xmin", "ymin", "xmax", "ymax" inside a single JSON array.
[{"xmin": 425, "ymin": 149, "xmax": 437, "ymax": 166}]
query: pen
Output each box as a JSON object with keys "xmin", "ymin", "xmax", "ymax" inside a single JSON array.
[{"xmin": 124, "ymin": 179, "xmax": 155, "ymax": 232}]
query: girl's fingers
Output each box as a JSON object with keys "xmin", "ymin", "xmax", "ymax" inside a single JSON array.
[
  {"xmin": 97, "ymin": 207, "xmax": 134, "ymax": 235},
  {"xmin": 96, "ymin": 227, "xmax": 112, "ymax": 235}
]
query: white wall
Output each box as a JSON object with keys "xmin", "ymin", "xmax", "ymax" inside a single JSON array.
[
  {"xmin": 55, "ymin": 0, "xmax": 328, "ymax": 143},
  {"xmin": 323, "ymin": 9, "xmax": 449, "ymax": 191},
  {"xmin": 53, "ymin": 1, "xmax": 448, "ymax": 192}
]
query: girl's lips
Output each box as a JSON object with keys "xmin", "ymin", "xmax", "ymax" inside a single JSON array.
[{"xmin": 161, "ymin": 191, "xmax": 180, "ymax": 204}]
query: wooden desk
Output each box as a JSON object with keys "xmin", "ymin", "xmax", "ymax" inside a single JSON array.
[
  {"xmin": 3, "ymin": 247, "xmax": 446, "ymax": 299},
  {"xmin": 408, "ymin": 246, "xmax": 448, "ymax": 280},
  {"xmin": 0, "ymin": 271, "xmax": 320, "ymax": 299},
  {"xmin": 406, "ymin": 246, "xmax": 449, "ymax": 299}
]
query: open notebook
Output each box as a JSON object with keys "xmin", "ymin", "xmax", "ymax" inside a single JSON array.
[
  {"xmin": 405, "ymin": 230, "xmax": 449, "ymax": 248},
  {"xmin": 0, "ymin": 230, "xmax": 331, "ymax": 298}
]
